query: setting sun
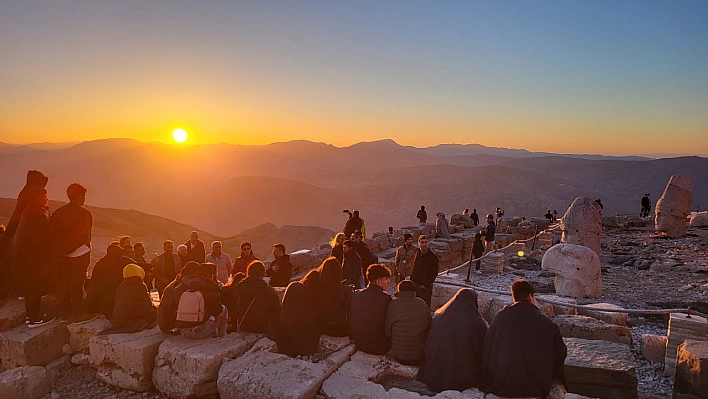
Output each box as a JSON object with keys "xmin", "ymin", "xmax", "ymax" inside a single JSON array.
[{"xmin": 172, "ymin": 128, "xmax": 189, "ymax": 143}]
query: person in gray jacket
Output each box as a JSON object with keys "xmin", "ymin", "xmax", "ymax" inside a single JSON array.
[
  {"xmin": 435, "ymin": 213, "xmax": 451, "ymax": 239},
  {"xmin": 385, "ymin": 280, "xmax": 432, "ymax": 365}
]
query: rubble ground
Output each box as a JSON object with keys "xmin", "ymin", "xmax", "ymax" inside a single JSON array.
[{"xmin": 36, "ymin": 226, "xmax": 708, "ymax": 399}]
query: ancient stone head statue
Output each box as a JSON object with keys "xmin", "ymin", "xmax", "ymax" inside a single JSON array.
[{"xmin": 655, "ymin": 175, "xmax": 693, "ymax": 238}]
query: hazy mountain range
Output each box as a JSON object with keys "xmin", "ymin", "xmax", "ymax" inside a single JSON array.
[{"xmin": 0, "ymin": 138, "xmax": 706, "ymax": 236}]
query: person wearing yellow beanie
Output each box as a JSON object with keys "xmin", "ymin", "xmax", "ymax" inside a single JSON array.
[{"xmin": 123, "ymin": 263, "xmax": 145, "ymax": 279}]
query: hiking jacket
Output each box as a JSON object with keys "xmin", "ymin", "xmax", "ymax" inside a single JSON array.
[
  {"xmin": 385, "ymin": 291, "xmax": 431, "ymax": 363},
  {"xmin": 350, "ymin": 284, "xmax": 392, "ymax": 355},
  {"xmin": 158, "ymin": 275, "xmax": 222, "ymax": 331},
  {"xmin": 484, "ymin": 221, "xmax": 496, "ymax": 242},
  {"xmin": 221, "ymin": 276, "xmax": 280, "ymax": 333},
  {"xmin": 266, "ymin": 254, "xmax": 292, "ymax": 287},
  {"xmin": 394, "ymin": 244, "xmax": 417, "ymax": 279}
]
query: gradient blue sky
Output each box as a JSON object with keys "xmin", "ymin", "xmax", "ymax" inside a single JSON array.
[{"xmin": 1, "ymin": 1, "xmax": 707, "ymax": 155}]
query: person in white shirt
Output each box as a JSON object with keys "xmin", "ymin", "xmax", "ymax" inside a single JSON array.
[{"xmin": 206, "ymin": 241, "xmax": 232, "ymax": 284}]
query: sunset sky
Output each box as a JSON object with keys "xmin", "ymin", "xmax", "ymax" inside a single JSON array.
[{"xmin": 1, "ymin": 1, "xmax": 707, "ymax": 155}]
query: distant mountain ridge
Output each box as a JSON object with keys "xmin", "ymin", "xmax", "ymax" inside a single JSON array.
[{"xmin": 0, "ymin": 138, "xmax": 705, "ymax": 235}]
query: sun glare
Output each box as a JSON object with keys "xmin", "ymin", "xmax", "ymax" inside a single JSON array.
[{"xmin": 172, "ymin": 128, "xmax": 188, "ymax": 143}]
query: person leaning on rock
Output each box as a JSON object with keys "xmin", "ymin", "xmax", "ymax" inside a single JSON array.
[{"xmin": 483, "ymin": 279, "xmax": 567, "ymax": 398}]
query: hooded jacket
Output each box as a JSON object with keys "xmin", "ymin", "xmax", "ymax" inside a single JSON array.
[
  {"xmin": 99, "ymin": 276, "xmax": 157, "ymax": 335},
  {"xmin": 221, "ymin": 276, "xmax": 280, "ymax": 333},
  {"xmin": 385, "ymin": 290, "xmax": 431, "ymax": 363},
  {"xmin": 158, "ymin": 274, "xmax": 222, "ymax": 331},
  {"xmin": 266, "ymin": 254, "xmax": 292, "ymax": 288},
  {"xmin": 350, "ymin": 284, "xmax": 392, "ymax": 355},
  {"xmin": 13, "ymin": 201, "xmax": 50, "ymax": 267},
  {"xmin": 0, "ymin": 170, "xmax": 48, "ymax": 257},
  {"xmin": 417, "ymin": 289, "xmax": 488, "ymax": 392},
  {"xmin": 483, "ymin": 300, "xmax": 567, "ymax": 398}
]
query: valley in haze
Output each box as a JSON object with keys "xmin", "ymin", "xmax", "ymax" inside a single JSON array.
[{"xmin": 0, "ymin": 139, "xmax": 706, "ymax": 237}]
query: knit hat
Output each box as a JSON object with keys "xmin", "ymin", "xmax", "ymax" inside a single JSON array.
[{"xmin": 123, "ymin": 264, "xmax": 145, "ymax": 279}]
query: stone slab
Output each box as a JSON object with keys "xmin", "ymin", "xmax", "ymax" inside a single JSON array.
[
  {"xmin": 66, "ymin": 316, "xmax": 112, "ymax": 353},
  {"xmin": 89, "ymin": 327, "xmax": 167, "ymax": 392},
  {"xmin": 0, "ymin": 319, "xmax": 69, "ymax": 370},
  {"xmin": 0, "ymin": 365, "xmax": 52, "ymax": 399},
  {"xmin": 537, "ymin": 295, "xmax": 578, "ymax": 316},
  {"xmin": 665, "ymin": 313, "xmax": 708, "ymax": 377},
  {"xmin": 0, "ymin": 299, "xmax": 25, "ymax": 332},
  {"xmin": 553, "ymin": 315, "xmax": 633, "ymax": 346},
  {"xmin": 640, "ymin": 334, "xmax": 667, "ymax": 364},
  {"xmin": 217, "ymin": 336, "xmax": 355, "ymax": 399},
  {"xmin": 564, "ymin": 338, "xmax": 638, "ymax": 399},
  {"xmin": 577, "ymin": 303, "xmax": 628, "ymax": 326},
  {"xmin": 153, "ymin": 333, "xmax": 263, "ymax": 399},
  {"xmin": 674, "ymin": 339, "xmax": 708, "ymax": 399}
]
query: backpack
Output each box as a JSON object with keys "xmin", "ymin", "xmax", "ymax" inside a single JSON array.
[{"xmin": 175, "ymin": 288, "xmax": 206, "ymax": 326}]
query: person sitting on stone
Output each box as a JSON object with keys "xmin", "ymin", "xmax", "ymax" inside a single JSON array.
[
  {"xmin": 266, "ymin": 243, "xmax": 293, "ymax": 287},
  {"xmin": 342, "ymin": 239, "xmax": 363, "ymax": 289},
  {"xmin": 232, "ymin": 241, "xmax": 259, "ymax": 276},
  {"xmin": 268, "ymin": 265, "xmax": 322, "ymax": 357},
  {"xmin": 99, "ymin": 264, "xmax": 157, "ymax": 335},
  {"xmin": 221, "ymin": 260, "xmax": 281, "ymax": 334},
  {"xmin": 317, "ymin": 257, "xmax": 354, "ymax": 337},
  {"xmin": 158, "ymin": 261, "xmax": 227, "ymax": 339},
  {"xmin": 435, "ymin": 213, "xmax": 452, "ymax": 239},
  {"xmin": 206, "ymin": 240, "xmax": 232, "ymax": 285},
  {"xmin": 329, "ymin": 233, "xmax": 346, "ymax": 265},
  {"xmin": 85, "ymin": 242, "xmax": 134, "ymax": 319},
  {"xmin": 417, "ymin": 288, "xmax": 488, "ymax": 392},
  {"xmin": 483, "ymin": 279, "xmax": 567, "ymax": 398},
  {"xmin": 350, "ymin": 265, "xmax": 392, "ymax": 355},
  {"xmin": 411, "ymin": 235, "xmax": 439, "ymax": 307},
  {"xmin": 394, "ymin": 233, "xmax": 417, "ymax": 283},
  {"xmin": 385, "ymin": 280, "xmax": 431, "ymax": 366}
]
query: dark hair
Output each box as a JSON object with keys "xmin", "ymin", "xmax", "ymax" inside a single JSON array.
[
  {"xmin": 474, "ymin": 232, "xmax": 483, "ymax": 241},
  {"xmin": 366, "ymin": 264, "xmax": 391, "ymax": 282},
  {"xmin": 240, "ymin": 241, "xmax": 252, "ymax": 250},
  {"xmin": 343, "ymin": 240, "xmax": 356, "ymax": 249},
  {"xmin": 119, "ymin": 236, "xmax": 131, "ymax": 247},
  {"xmin": 317, "ymin": 257, "xmax": 343, "ymax": 314},
  {"xmin": 246, "ymin": 260, "xmax": 266, "ymax": 277},
  {"xmin": 232, "ymin": 272, "xmax": 246, "ymax": 285},
  {"xmin": 511, "ymin": 279, "xmax": 536, "ymax": 302},
  {"xmin": 106, "ymin": 242, "xmax": 123, "ymax": 257},
  {"xmin": 403, "ymin": 233, "xmax": 413, "ymax": 241},
  {"xmin": 352, "ymin": 210, "xmax": 359, "ymax": 217},
  {"xmin": 134, "ymin": 242, "xmax": 144, "ymax": 250},
  {"xmin": 163, "ymin": 240, "xmax": 174, "ymax": 248},
  {"xmin": 177, "ymin": 261, "xmax": 201, "ymax": 281},
  {"xmin": 28, "ymin": 187, "xmax": 47, "ymax": 202},
  {"xmin": 66, "ymin": 183, "xmax": 87, "ymax": 201},
  {"xmin": 273, "ymin": 243, "xmax": 285, "ymax": 253},
  {"xmin": 421, "ymin": 205, "xmax": 425, "ymax": 210},
  {"xmin": 397, "ymin": 280, "xmax": 417, "ymax": 293},
  {"xmin": 418, "ymin": 234, "xmax": 428, "ymax": 242}
]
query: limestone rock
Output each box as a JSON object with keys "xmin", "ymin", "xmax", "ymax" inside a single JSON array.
[
  {"xmin": 560, "ymin": 197, "xmax": 602, "ymax": 257},
  {"xmin": 690, "ymin": 212, "xmax": 708, "ymax": 227},
  {"xmin": 450, "ymin": 214, "xmax": 475, "ymax": 228},
  {"xmin": 655, "ymin": 175, "xmax": 693, "ymax": 238},
  {"xmin": 89, "ymin": 327, "xmax": 167, "ymax": 392},
  {"xmin": 0, "ymin": 319, "xmax": 69, "ymax": 369},
  {"xmin": 602, "ymin": 217, "xmax": 619, "ymax": 228},
  {"xmin": 542, "ymin": 244, "xmax": 602, "ymax": 298},
  {"xmin": 481, "ymin": 252, "xmax": 504, "ymax": 274},
  {"xmin": 0, "ymin": 299, "xmax": 25, "ymax": 332},
  {"xmin": 431, "ymin": 283, "xmax": 460, "ymax": 311},
  {"xmin": 553, "ymin": 315, "xmax": 633, "ymax": 346},
  {"xmin": 71, "ymin": 353, "xmax": 90, "ymax": 366},
  {"xmin": 674, "ymin": 339, "xmax": 708, "ymax": 399},
  {"xmin": 217, "ymin": 336, "xmax": 355, "ymax": 399},
  {"xmin": 0, "ymin": 366, "xmax": 51, "ymax": 399},
  {"xmin": 664, "ymin": 313, "xmax": 707, "ymax": 377},
  {"xmin": 66, "ymin": 316, "xmax": 112, "ymax": 353},
  {"xmin": 153, "ymin": 333, "xmax": 263, "ymax": 399},
  {"xmin": 537, "ymin": 295, "xmax": 578, "ymax": 316},
  {"xmin": 577, "ymin": 303, "xmax": 628, "ymax": 326},
  {"xmin": 640, "ymin": 334, "xmax": 667, "ymax": 363},
  {"xmin": 564, "ymin": 338, "xmax": 638, "ymax": 399}
]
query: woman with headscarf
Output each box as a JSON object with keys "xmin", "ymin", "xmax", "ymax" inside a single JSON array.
[
  {"xmin": 435, "ymin": 213, "xmax": 451, "ymax": 239},
  {"xmin": 99, "ymin": 264, "xmax": 157, "ymax": 335},
  {"xmin": 417, "ymin": 288, "xmax": 488, "ymax": 392}
]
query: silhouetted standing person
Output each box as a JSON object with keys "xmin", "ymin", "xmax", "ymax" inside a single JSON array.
[
  {"xmin": 417, "ymin": 206, "xmax": 427, "ymax": 224},
  {"xmin": 47, "ymin": 183, "xmax": 93, "ymax": 322},
  {"xmin": 184, "ymin": 231, "xmax": 206, "ymax": 263},
  {"xmin": 470, "ymin": 209, "xmax": 479, "ymax": 226},
  {"xmin": 154, "ymin": 240, "xmax": 181, "ymax": 297},
  {"xmin": 641, "ymin": 194, "xmax": 651, "ymax": 218},
  {"xmin": 411, "ymin": 235, "xmax": 439, "ymax": 307},
  {"xmin": 483, "ymin": 214, "xmax": 496, "ymax": 253},
  {"xmin": 343, "ymin": 210, "xmax": 364, "ymax": 239}
]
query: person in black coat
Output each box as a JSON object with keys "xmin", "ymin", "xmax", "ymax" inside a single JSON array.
[
  {"xmin": 14, "ymin": 188, "xmax": 52, "ymax": 325},
  {"xmin": 85, "ymin": 242, "xmax": 135, "ymax": 319},
  {"xmin": 184, "ymin": 231, "xmax": 206, "ymax": 263},
  {"xmin": 483, "ymin": 280, "xmax": 567, "ymax": 398},
  {"xmin": 266, "ymin": 243, "xmax": 292, "ymax": 287},
  {"xmin": 416, "ymin": 206, "xmax": 427, "ymax": 224},
  {"xmin": 470, "ymin": 209, "xmax": 479, "ymax": 226},
  {"xmin": 417, "ymin": 288, "xmax": 488, "ymax": 392},
  {"xmin": 470, "ymin": 232, "xmax": 484, "ymax": 275},
  {"xmin": 350, "ymin": 265, "xmax": 392, "ymax": 355},
  {"xmin": 268, "ymin": 268, "xmax": 320, "ymax": 357},
  {"xmin": 221, "ymin": 261, "xmax": 281, "ymax": 333},
  {"xmin": 411, "ymin": 235, "xmax": 439, "ymax": 307},
  {"xmin": 99, "ymin": 264, "xmax": 157, "ymax": 335},
  {"xmin": 342, "ymin": 240, "xmax": 363, "ymax": 289}
]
